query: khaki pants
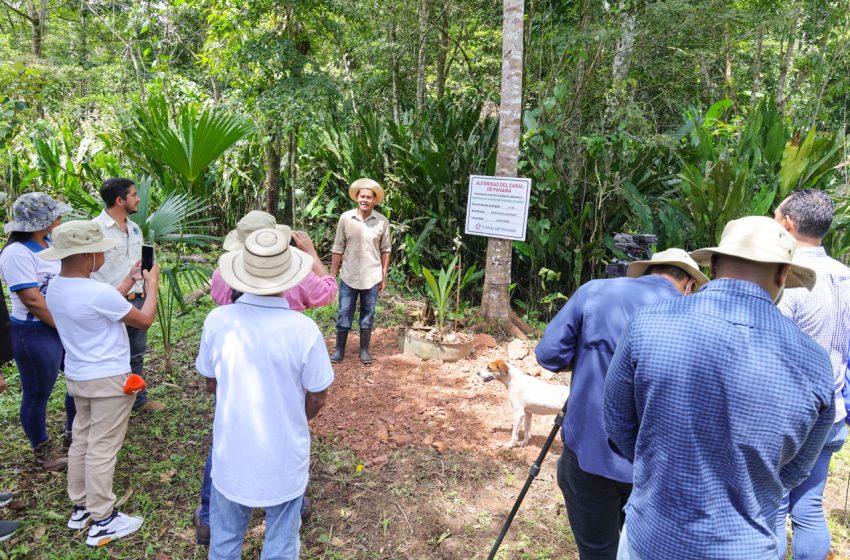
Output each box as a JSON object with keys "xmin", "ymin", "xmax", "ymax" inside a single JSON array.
[{"xmin": 66, "ymin": 374, "xmax": 134, "ymax": 521}]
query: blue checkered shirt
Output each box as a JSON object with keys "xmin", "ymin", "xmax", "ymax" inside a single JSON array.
[
  {"xmin": 778, "ymin": 246, "xmax": 850, "ymax": 423},
  {"xmin": 604, "ymin": 279, "xmax": 834, "ymax": 560}
]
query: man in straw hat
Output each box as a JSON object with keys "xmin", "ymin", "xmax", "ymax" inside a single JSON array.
[
  {"xmin": 536, "ymin": 248, "xmax": 708, "ymax": 560},
  {"xmin": 40, "ymin": 220, "xmax": 160, "ymax": 547},
  {"xmin": 196, "ymin": 228, "xmax": 334, "ymax": 558},
  {"xmin": 192, "ymin": 210, "xmax": 336, "ymax": 546},
  {"xmin": 329, "ymin": 178, "xmax": 391, "ymax": 365},
  {"xmin": 773, "ymin": 189, "xmax": 850, "ymax": 559},
  {"xmin": 604, "ymin": 216, "xmax": 834, "ymax": 560},
  {"xmin": 210, "ymin": 210, "xmax": 337, "ymax": 309}
]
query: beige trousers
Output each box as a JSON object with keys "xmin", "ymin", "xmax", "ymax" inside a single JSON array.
[{"xmin": 65, "ymin": 374, "xmax": 134, "ymax": 521}]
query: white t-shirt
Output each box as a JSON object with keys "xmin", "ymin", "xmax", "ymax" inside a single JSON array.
[
  {"xmin": 196, "ymin": 293, "xmax": 335, "ymax": 507},
  {"xmin": 0, "ymin": 241, "xmax": 60, "ymax": 322},
  {"xmin": 46, "ymin": 276, "xmax": 133, "ymax": 381}
]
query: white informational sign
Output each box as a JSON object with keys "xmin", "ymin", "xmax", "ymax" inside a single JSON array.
[{"xmin": 464, "ymin": 175, "xmax": 532, "ymax": 241}]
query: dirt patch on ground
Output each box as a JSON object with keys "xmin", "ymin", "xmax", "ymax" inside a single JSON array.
[
  {"xmin": 302, "ymin": 328, "xmax": 575, "ymax": 559},
  {"xmin": 314, "ymin": 328, "xmax": 567, "ymax": 467}
]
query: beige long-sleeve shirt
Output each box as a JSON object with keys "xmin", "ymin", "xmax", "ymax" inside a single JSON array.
[{"xmin": 331, "ymin": 208, "xmax": 391, "ymax": 290}]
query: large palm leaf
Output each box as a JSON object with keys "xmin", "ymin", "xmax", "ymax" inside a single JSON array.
[{"xmin": 123, "ymin": 95, "xmax": 256, "ymax": 194}]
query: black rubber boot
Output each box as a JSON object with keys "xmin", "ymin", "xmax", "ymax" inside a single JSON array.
[
  {"xmin": 330, "ymin": 330, "xmax": 348, "ymax": 363},
  {"xmin": 359, "ymin": 329, "xmax": 374, "ymax": 365}
]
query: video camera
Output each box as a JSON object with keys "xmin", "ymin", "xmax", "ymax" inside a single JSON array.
[{"xmin": 605, "ymin": 233, "xmax": 657, "ymax": 278}]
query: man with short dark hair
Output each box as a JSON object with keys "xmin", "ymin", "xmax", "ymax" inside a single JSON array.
[
  {"xmin": 605, "ymin": 216, "xmax": 834, "ymax": 560},
  {"xmin": 536, "ymin": 248, "xmax": 708, "ymax": 560},
  {"xmin": 774, "ymin": 189, "xmax": 850, "ymax": 559},
  {"xmin": 91, "ymin": 178, "xmax": 163, "ymax": 412}
]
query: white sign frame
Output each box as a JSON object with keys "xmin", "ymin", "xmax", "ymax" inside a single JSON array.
[{"xmin": 464, "ymin": 175, "xmax": 532, "ymax": 241}]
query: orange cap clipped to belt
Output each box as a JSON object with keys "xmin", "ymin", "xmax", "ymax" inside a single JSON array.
[{"xmin": 123, "ymin": 374, "xmax": 146, "ymax": 395}]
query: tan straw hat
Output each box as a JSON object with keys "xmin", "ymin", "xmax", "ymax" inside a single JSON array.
[
  {"xmin": 219, "ymin": 228, "xmax": 313, "ymax": 296},
  {"xmin": 223, "ymin": 210, "xmax": 293, "ymax": 251},
  {"xmin": 627, "ymin": 248, "xmax": 710, "ymax": 287},
  {"xmin": 690, "ymin": 216, "xmax": 816, "ymax": 290},
  {"xmin": 348, "ymin": 178, "xmax": 384, "ymax": 204},
  {"xmin": 38, "ymin": 220, "xmax": 118, "ymax": 261}
]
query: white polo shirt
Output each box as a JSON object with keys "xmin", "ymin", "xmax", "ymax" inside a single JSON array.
[
  {"xmin": 195, "ymin": 293, "xmax": 334, "ymax": 507},
  {"xmin": 91, "ymin": 209, "xmax": 144, "ymax": 294}
]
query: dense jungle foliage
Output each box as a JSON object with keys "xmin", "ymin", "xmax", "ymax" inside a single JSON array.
[{"xmin": 1, "ymin": 0, "xmax": 848, "ymax": 321}]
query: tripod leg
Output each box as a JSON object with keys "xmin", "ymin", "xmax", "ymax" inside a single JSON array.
[{"xmin": 487, "ymin": 396, "xmax": 569, "ymax": 560}]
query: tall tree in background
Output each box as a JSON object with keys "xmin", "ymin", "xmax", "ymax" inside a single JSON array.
[
  {"xmin": 481, "ymin": 0, "xmax": 523, "ymax": 325},
  {"xmin": 415, "ymin": 0, "xmax": 429, "ymax": 109},
  {"xmin": 1, "ymin": 0, "xmax": 48, "ymax": 56}
]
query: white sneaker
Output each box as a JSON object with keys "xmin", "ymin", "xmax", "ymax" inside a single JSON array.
[
  {"xmin": 85, "ymin": 511, "xmax": 143, "ymax": 547},
  {"xmin": 67, "ymin": 505, "xmax": 91, "ymax": 529}
]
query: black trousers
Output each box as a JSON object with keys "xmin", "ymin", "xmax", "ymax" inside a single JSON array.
[{"xmin": 557, "ymin": 446, "xmax": 632, "ymax": 560}]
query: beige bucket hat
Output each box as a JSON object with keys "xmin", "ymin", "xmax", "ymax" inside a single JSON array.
[
  {"xmin": 219, "ymin": 228, "xmax": 313, "ymax": 296},
  {"xmin": 38, "ymin": 221, "xmax": 118, "ymax": 261},
  {"xmin": 627, "ymin": 248, "xmax": 710, "ymax": 287},
  {"xmin": 690, "ymin": 216, "xmax": 816, "ymax": 290},
  {"xmin": 348, "ymin": 178, "xmax": 384, "ymax": 204},
  {"xmin": 223, "ymin": 211, "xmax": 292, "ymax": 252}
]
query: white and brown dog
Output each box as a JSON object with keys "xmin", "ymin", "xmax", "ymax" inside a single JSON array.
[{"xmin": 477, "ymin": 359, "xmax": 570, "ymax": 448}]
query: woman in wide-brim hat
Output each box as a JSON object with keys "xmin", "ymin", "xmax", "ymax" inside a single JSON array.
[{"xmin": 0, "ymin": 192, "xmax": 74, "ymax": 470}]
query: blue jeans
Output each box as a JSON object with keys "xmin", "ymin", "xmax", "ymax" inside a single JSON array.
[
  {"xmin": 336, "ymin": 280, "xmax": 378, "ymax": 331},
  {"xmin": 126, "ymin": 296, "xmax": 149, "ymax": 409},
  {"xmin": 11, "ymin": 321, "xmax": 75, "ymax": 447},
  {"xmin": 209, "ymin": 486, "xmax": 301, "ymax": 560},
  {"xmin": 200, "ymin": 448, "xmax": 307, "ymax": 528},
  {"xmin": 200, "ymin": 447, "xmax": 213, "ymax": 526},
  {"xmin": 616, "ymin": 524, "xmax": 643, "ymax": 560},
  {"xmin": 775, "ymin": 420, "xmax": 847, "ymax": 559}
]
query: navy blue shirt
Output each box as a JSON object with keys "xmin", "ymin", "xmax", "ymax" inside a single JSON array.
[
  {"xmin": 604, "ymin": 279, "xmax": 834, "ymax": 560},
  {"xmin": 535, "ymin": 274, "xmax": 684, "ymax": 483}
]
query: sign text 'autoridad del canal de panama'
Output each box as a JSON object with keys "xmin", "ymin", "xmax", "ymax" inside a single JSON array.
[{"xmin": 464, "ymin": 175, "xmax": 531, "ymax": 241}]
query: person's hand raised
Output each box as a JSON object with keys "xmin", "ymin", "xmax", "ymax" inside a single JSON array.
[
  {"xmin": 143, "ymin": 263, "xmax": 160, "ymax": 288},
  {"xmin": 291, "ymin": 231, "xmax": 318, "ymax": 258},
  {"xmin": 129, "ymin": 260, "xmax": 143, "ymax": 282}
]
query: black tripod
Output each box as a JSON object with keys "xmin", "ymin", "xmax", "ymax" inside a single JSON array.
[{"xmin": 486, "ymin": 394, "xmax": 569, "ymax": 560}]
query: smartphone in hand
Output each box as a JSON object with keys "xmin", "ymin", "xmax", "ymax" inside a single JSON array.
[{"xmin": 141, "ymin": 244, "xmax": 155, "ymax": 272}]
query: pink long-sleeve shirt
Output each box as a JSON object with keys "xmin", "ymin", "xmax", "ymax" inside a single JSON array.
[{"xmin": 210, "ymin": 268, "xmax": 338, "ymax": 311}]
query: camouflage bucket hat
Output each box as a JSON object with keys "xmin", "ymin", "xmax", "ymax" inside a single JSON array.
[{"xmin": 4, "ymin": 193, "xmax": 72, "ymax": 234}]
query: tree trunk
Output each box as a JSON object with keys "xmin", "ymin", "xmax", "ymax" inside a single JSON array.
[
  {"xmin": 390, "ymin": 23, "xmax": 400, "ymax": 125},
  {"xmin": 79, "ymin": 0, "xmax": 87, "ymax": 67},
  {"xmin": 724, "ymin": 23, "xmax": 737, "ymax": 109},
  {"xmin": 281, "ymin": 130, "xmax": 297, "ymax": 227},
  {"xmin": 776, "ymin": 11, "xmax": 799, "ymax": 113},
  {"xmin": 264, "ymin": 133, "xmax": 282, "ymax": 218},
  {"xmin": 611, "ymin": 0, "xmax": 636, "ymax": 85},
  {"xmin": 435, "ymin": 1, "xmax": 449, "ymax": 99},
  {"xmin": 343, "ymin": 53, "xmax": 359, "ymax": 117},
  {"xmin": 481, "ymin": 0, "xmax": 524, "ymax": 325},
  {"xmin": 605, "ymin": 0, "xmax": 637, "ymax": 128},
  {"xmin": 416, "ymin": 0, "xmax": 429, "ymax": 110},
  {"xmin": 27, "ymin": 0, "xmax": 42, "ymax": 57},
  {"xmin": 750, "ymin": 30, "xmax": 763, "ymax": 109}
]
